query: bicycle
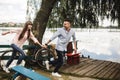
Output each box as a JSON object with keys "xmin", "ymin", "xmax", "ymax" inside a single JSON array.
[{"xmin": 0, "ymin": 44, "xmax": 55, "ymax": 70}]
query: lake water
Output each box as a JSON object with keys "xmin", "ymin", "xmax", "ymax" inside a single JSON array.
[{"xmin": 0, "ymin": 27, "xmax": 120, "ymax": 63}]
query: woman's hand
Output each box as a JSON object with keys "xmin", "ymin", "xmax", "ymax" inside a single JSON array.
[
  {"xmin": 41, "ymin": 44, "xmax": 47, "ymax": 48},
  {"xmin": 42, "ymin": 44, "xmax": 48, "ymax": 48},
  {"xmin": 1, "ymin": 31, "xmax": 10, "ymax": 35}
]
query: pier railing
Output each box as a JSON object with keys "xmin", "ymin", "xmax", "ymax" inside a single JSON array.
[{"xmin": 0, "ymin": 45, "xmax": 36, "ymax": 53}]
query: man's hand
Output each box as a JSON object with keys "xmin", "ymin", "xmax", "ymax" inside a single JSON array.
[{"xmin": 74, "ymin": 48, "xmax": 77, "ymax": 54}]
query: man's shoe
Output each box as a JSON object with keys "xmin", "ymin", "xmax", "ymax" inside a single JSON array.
[
  {"xmin": 3, "ymin": 66, "xmax": 10, "ymax": 73},
  {"xmin": 45, "ymin": 60, "xmax": 49, "ymax": 70},
  {"xmin": 52, "ymin": 72, "xmax": 62, "ymax": 77}
]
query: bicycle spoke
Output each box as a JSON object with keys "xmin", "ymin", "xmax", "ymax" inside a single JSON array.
[
  {"xmin": 0, "ymin": 50, "xmax": 12, "ymax": 69},
  {"xmin": 0, "ymin": 50, "xmax": 20, "ymax": 69},
  {"xmin": 35, "ymin": 48, "xmax": 54, "ymax": 68}
]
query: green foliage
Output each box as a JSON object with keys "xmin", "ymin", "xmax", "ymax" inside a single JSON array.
[
  {"xmin": 27, "ymin": 0, "xmax": 120, "ymax": 28},
  {"xmin": 47, "ymin": 0, "xmax": 120, "ymax": 28},
  {"xmin": 47, "ymin": 0, "xmax": 99, "ymax": 28}
]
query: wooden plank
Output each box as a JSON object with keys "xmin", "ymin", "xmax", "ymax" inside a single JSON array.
[
  {"xmin": 79, "ymin": 58, "xmax": 88, "ymax": 62},
  {"xmin": 71, "ymin": 60, "xmax": 98, "ymax": 74},
  {"xmin": 109, "ymin": 64, "xmax": 120, "ymax": 79},
  {"xmin": 60, "ymin": 58, "xmax": 92, "ymax": 73},
  {"xmin": 82, "ymin": 58, "xmax": 96, "ymax": 63},
  {"xmin": 79, "ymin": 59, "xmax": 96, "ymax": 67},
  {"xmin": 62, "ymin": 58, "xmax": 95, "ymax": 73},
  {"xmin": 59, "ymin": 58, "xmax": 120, "ymax": 80},
  {"xmin": 103, "ymin": 63, "xmax": 118, "ymax": 79},
  {"xmin": 114, "ymin": 69, "xmax": 120, "ymax": 80},
  {"xmin": 92, "ymin": 61, "xmax": 112, "ymax": 78},
  {"xmin": 84, "ymin": 60, "xmax": 106, "ymax": 76},
  {"xmin": 62, "ymin": 63, "xmax": 82, "ymax": 73},
  {"xmin": 77, "ymin": 60, "xmax": 105, "ymax": 75},
  {"xmin": 99, "ymin": 62, "xmax": 116, "ymax": 78}
]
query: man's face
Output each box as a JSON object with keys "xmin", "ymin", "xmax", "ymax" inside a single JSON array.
[{"xmin": 63, "ymin": 21, "xmax": 71, "ymax": 29}]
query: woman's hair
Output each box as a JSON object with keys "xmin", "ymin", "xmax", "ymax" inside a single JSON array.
[{"xmin": 18, "ymin": 21, "xmax": 32, "ymax": 40}]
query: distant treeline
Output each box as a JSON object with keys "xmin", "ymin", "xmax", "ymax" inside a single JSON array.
[{"xmin": 0, "ymin": 23, "xmax": 24, "ymax": 27}]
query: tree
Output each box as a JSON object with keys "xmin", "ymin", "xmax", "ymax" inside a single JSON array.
[
  {"xmin": 32, "ymin": 0, "xmax": 57, "ymax": 43},
  {"xmin": 28, "ymin": 0, "xmax": 98, "ymax": 44},
  {"xmin": 47, "ymin": 0, "xmax": 120, "ymax": 28},
  {"xmin": 27, "ymin": 0, "xmax": 120, "ymax": 43},
  {"xmin": 48, "ymin": 0, "xmax": 98, "ymax": 28}
]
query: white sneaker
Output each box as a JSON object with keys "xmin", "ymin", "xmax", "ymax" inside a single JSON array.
[
  {"xmin": 45, "ymin": 60, "xmax": 49, "ymax": 70},
  {"xmin": 3, "ymin": 66, "xmax": 10, "ymax": 73},
  {"xmin": 52, "ymin": 72, "xmax": 62, "ymax": 77}
]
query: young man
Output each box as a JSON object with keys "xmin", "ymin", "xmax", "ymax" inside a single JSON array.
[{"xmin": 45, "ymin": 18, "xmax": 77, "ymax": 77}]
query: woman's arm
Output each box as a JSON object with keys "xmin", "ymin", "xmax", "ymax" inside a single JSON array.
[
  {"xmin": 1, "ymin": 29, "xmax": 21, "ymax": 35},
  {"xmin": 1, "ymin": 31, "xmax": 11, "ymax": 35},
  {"xmin": 29, "ymin": 32, "xmax": 42, "ymax": 47}
]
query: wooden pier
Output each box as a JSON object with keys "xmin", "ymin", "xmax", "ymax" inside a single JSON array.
[
  {"xmin": 0, "ymin": 57, "xmax": 120, "ymax": 80},
  {"xmin": 50, "ymin": 58, "xmax": 120, "ymax": 80}
]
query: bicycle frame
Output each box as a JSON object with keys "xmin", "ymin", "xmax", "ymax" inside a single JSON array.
[{"xmin": 0, "ymin": 45, "xmax": 54, "ymax": 70}]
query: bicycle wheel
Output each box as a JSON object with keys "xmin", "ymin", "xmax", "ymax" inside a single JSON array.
[
  {"xmin": 0, "ymin": 50, "xmax": 20, "ymax": 70},
  {"xmin": 25, "ymin": 48, "xmax": 38, "ymax": 66},
  {"xmin": 35, "ymin": 48, "xmax": 54, "ymax": 68},
  {"xmin": 0, "ymin": 50, "xmax": 12, "ymax": 69}
]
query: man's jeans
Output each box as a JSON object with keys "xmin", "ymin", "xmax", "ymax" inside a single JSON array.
[{"xmin": 49, "ymin": 49, "xmax": 64, "ymax": 72}]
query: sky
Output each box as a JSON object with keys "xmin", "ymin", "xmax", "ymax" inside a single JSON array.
[{"xmin": 0, "ymin": 0, "xmax": 27, "ymax": 23}]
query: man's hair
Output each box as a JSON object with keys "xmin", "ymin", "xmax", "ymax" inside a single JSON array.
[{"xmin": 64, "ymin": 18, "xmax": 72, "ymax": 23}]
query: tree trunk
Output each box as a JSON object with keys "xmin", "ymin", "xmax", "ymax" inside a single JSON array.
[
  {"xmin": 32, "ymin": 0, "xmax": 57, "ymax": 43},
  {"xmin": 117, "ymin": 6, "xmax": 120, "ymax": 28}
]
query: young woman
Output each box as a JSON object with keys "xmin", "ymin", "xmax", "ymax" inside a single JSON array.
[{"xmin": 2, "ymin": 21, "xmax": 43, "ymax": 73}]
